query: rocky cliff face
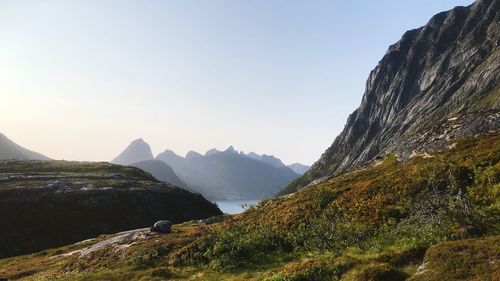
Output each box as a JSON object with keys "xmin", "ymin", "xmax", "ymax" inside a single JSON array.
[{"xmin": 285, "ymin": 0, "xmax": 500, "ymax": 193}]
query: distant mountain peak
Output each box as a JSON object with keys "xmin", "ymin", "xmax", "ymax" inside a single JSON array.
[
  {"xmin": 205, "ymin": 148, "xmax": 221, "ymax": 156},
  {"xmin": 160, "ymin": 149, "xmax": 180, "ymax": 157},
  {"xmin": 111, "ymin": 138, "xmax": 153, "ymax": 165},
  {"xmin": 224, "ymin": 146, "xmax": 236, "ymax": 153},
  {"xmin": 131, "ymin": 138, "xmax": 147, "ymax": 144},
  {"xmin": 185, "ymin": 150, "xmax": 203, "ymax": 159},
  {"xmin": 246, "ymin": 152, "xmax": 261, "ymax": 160},
  {"xmin": 157, "ymin": 145, "xmax": 301, "ymax": 199},
  {"xmin": 0, "ymin": 132, "xmax": 50, "ymax": 160},
  {"xmin": 287, "ymin": 163, "xmax": 311, "ymax": 176},
  {"xmin": 260, "ymin": 154, "xmax": 286, "ymax": 168}
]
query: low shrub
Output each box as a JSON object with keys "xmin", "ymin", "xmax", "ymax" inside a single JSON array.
[
  {"xmin": 347, "ymin": 262, "xmax": 408, "ymax": 281},
  {"xmin": 150, "ymin": 267, "xmax": 173, "ymax": 279},
  {"xmin": 265, "ymin": 256, "xmax": 355, "ymax": 281},
  {"xmin": 129, "ymin": 247, "xmax": 169, "ymax": 270}
]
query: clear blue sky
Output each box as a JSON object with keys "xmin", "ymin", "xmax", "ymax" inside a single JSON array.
[{"xmin": 0, "ymin": 0, "xmax": 474, "ymax": 165}]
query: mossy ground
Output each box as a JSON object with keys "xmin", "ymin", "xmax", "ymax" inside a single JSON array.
[{"xmin": 1, "ymin": 133, "xmax": 499, "ymax": 280}]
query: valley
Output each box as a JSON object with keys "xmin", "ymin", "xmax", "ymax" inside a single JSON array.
[{"xmin": 0, "ymin": 0, "xmax": 498, "ymax": 280}]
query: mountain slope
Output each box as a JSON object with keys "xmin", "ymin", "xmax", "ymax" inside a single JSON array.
[
  {"xmin": 173, "ymin": 132, "xmax": 500, "ymax": 280},
  {"xmin": 130, "ymin": 159, "xmax": 195, "ymax": 192},
  {"xmin": 111, "ymin": 138, "xmax": 153, "ymax": 165},
  {"xmin": 286, "ymin": 0, "xmax": 500, "ymax": 193},
  {"xmin": 156, "ymin": 147, "xmax": 299, "ymax": 199},
  {"xmin": 157, "ymin": 149, "xmax": 186, "ymax": 170},
  {"xmin": 0, "ymin": 133, "xmax": 50, "ymax": 160}
]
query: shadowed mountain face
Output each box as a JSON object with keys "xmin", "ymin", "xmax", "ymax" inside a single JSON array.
[
  {"xmin": 156, "ymin": 147, "xmax": 299, "ymax": 199},
  {"xmin": 285, "ymin": 0, "xmax": 500, "ymax": 194},
  {"xmin": 0, "ymin": 160, "xmax": 221, "ymax": 258},
  {"xmin": 130, "ymin": 159, "xmax": 194, "ymax": 192},
  {"xmin": 111, "ymin": 138, "xmax": 153, "ymax": 165},
  {"xmin": 0, "ymin": 133, "xmax": 50, "ymax": 160}
]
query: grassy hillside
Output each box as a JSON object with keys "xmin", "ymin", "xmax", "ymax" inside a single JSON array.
[{"xmin": 0, "ymin": 133, "xmax": 498, "ymax": 280}]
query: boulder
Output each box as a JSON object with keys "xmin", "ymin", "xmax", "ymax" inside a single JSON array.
[{"xmin": 150, "ymin": 220, "xmax": 172, "ymax": 233}]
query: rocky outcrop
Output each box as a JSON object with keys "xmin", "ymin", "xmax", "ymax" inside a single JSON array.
[
  {"xmin": 150, "ymin": 220, "xmax": 172, "ymax": 233},
  {"xmin": 0, "ymin": 160, "xmax": 221, "ymax": 258},
  {"xmin": 285, "ymin": 0, "xmax": 500, "ymax": 193}
]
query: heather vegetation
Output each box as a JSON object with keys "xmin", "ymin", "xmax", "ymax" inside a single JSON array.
[
  {"xmin": 1, "ymin": 1, "xmax": 498, "ymax": 278},
  {"xmin": 170, "ymin": 133, "xmax": 500, "ymax": 279},
  {"xmin": 2, "ymin": 133, "xmax": 497, "ymax": 280}
]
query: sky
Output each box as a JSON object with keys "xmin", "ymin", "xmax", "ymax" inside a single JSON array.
[{"xmin": 0, "ymin": 0, "xmax": 474, "ymax": 165}]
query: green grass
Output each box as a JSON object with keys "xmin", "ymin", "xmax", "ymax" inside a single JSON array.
[
  {"xmin": 409, "ymin": 236, "xmax": 500, "ymax": 281},
  {"xmin": 1, "ymin": 133, "xmax": 499, "ymax": 280},
  {"xmin": 170, "ymin": 133, "xmax": 500, "ymax": 279}
]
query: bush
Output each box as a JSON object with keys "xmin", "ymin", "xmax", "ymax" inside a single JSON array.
[
  {"xmin": 265, "ymin": 256, "xmax": 355, "ymax": 281},
  {"xmin": 174, "ymin": 222, "xmax": 294, "ymax": 271},
  {"xmin": 173, "ymin": 134, "xmax": 500, "ymax": 273},
  {"xmin": 150, "ymin": 267, "xmax": 173, "ymax": 279},
  {"xmin": 129, "ymin": 248, "xmax": 169, "ymax": 269},
  {"xmin": 348, "ymin": 263, "xmax": 407, "ymax": 281},
  {"xmin": 409, "ymin": 236, "xmax": 500, "ymax": 281}
]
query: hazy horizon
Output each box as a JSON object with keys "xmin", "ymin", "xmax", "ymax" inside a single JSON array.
[{"xmin": 0, "ymin": 0, "xmax": 474, "ymax": 166}]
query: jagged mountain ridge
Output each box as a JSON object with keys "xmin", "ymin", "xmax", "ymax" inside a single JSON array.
[
  {"xmin": 156, "ymin": 146, "xmax": 300, "ymax": 199},
  {"xmin": 113, "ymin": 140, "xmax": 303, "ymax": 199},
  {"xmin": 252, "ymin": 153, "xmax": 286, "ymax": 168},
  {"xmin": 0, "ymin": 133, "xmax": 50, "ymax": 160},
  {"xmin": 285, "ymin": 0, "xmax": 500, "ymax": 193},
  {"xmin": 244, "ymin": 151, "xmax": 310, "ymax": 174}
]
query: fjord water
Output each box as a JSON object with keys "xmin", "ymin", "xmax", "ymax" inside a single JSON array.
[{"xmin": 214, "ymin": 199, "xmax": 260, "ymax": 214}]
